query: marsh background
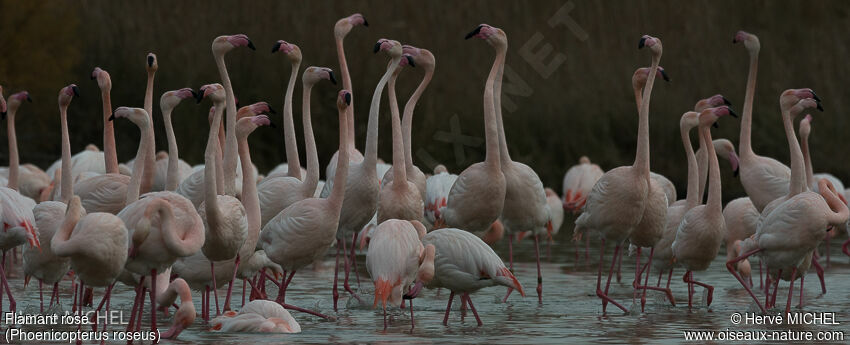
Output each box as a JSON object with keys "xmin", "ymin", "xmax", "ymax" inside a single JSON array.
[{"xmin": 1, "ymin": 0, "xmax": 848, "ymax": 201}]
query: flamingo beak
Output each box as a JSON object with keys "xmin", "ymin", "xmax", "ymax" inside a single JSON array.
[{"xmin": 403, "ymin": 281, "xmax": 424, "ymax": 300}]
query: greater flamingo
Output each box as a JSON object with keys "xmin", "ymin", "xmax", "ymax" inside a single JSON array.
[
  {"xmin": 415, "ymin": 228, "xmax": 524, "ymax": 326},
  {"xmin": 573, "ymin": 35, "xmax": 662, "ymax": 314},
  {"xmin": 561, "ymin": 156, "xmax": 603, "ymax": 213},
  {"xmin": 152, "ymin": 88, "xmax": 198, "ymax": 192},
  {"xmin": 671, "ymin": 106, "xmax": 735, "ymax": 309},
  {"xmin": 424, "ymin": 165, "xmax": 457, "ymax": 228},
  {"xmin": 155, "ymin": 278, "xmax": 195, "ymax": 339},
  {"xmin": 437, "ymin": 24, "xmax": 507, "ymax": 233},
  {"xmin": 210, "ymin": 300, "xmax": 301, "ymax": 333},
  {"xmin": 261, "ymin": 90, "xmax": 351, "ymax": 319},
  {"xmin": 265, "ymin": 40, "xmax": 303, "ymax": 180}
]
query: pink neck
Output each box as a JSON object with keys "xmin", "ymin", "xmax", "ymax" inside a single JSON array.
[
  {"xmin": 633, "ymin": 55, "xmax": 659, "ymax": 176},
  {"xmin": 782, "ymin": 109, "xmax": 806, "ymax": 196},
  {"xmin": 283, "ymin": 61, "xmax": 302, "ymax": 180},
  {"xmin": 402, "ymin": 66, "xmax": 433, "ymax": 170},
  {"xmin": 483, "ymin": 46, "xmax": 506, "ymax": 168},
  {"xmin": 801, "ymin": 130, "xmax": 814, "ymax": 189},
  {"xmin": 6, "ymin": 109, "xmax": 18, "ymax": 190},
  {"xmin": 682, "ymin": 124, "xmax": 699, "ymax": 209},
  {"xmin": 336, "ymin": 38, "xmax": 356, "ymax": 148},
  {"xmin": 102, "ymin": 89, "xmax": 118, "ymax": 174},
  {"xmin": 739, "ymin": 54, "xmax": 758, "ymax": 157},
  {"xmin": 329, "ymin": 106, "xmax": 350, "ymax": 207},
  {"xmin": 364, "ymin": 55, "xmax": 402, "ymax": 168},
  {"xmin": 701, "ymin": 124, "xmax": 721, "ymax": 210},
  {"xmin": 126, "ymin": 116, "xmax": 154, "ymax": 205},
  {"xmin": 205, "ymin": 101, "xmax": 226, "ymax": 232},
  {"xmin": 60, "ymin": 103, "xmax": 73, "ymax": 202},
  {"xmin": 162, "ymin": 106, "xmax": 180, "ymax": 191},
  {"xmin": 388, "ymin": 71, "xmax": 407, "ymax": 189},
  {"xmin": 141, "ymin": 72, "xmax": 156, "ymax": 194},
  {"xmin": 238, "ymin": 128, "xmax": 260, "ymax": 249},
  {"xmin": 215, "ymin": 53, "xmax": 239, "ymax": 196},
  {"xmin": 493, "ymin": 45, "xmax": 511, "ymax": 167},
  {"xmin": 301, "ymin": 82, "xmax": 319, "ymax": 196}
]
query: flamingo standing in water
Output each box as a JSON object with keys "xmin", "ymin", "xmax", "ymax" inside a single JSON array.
[
  {"xmin": 438, "ymin": 24, "xmax": 507, "ymax": 233},
  {"xmin": 573, "ymin": 35, "xmax": 662, "ymax": 314},
  {"xmin": 154, "ymin": 277, "xmax": 195, "ymax": 339},
  {"xmin": 413, "ymin": 228, "xmax": 523, "ymax": 326},
  {"xmin": 1, "ymin": 90, "xmax": 40, "ymax": 313},
  {"xmin": 671, "ymin": 106, "xmax": 735, "ymax": 309},
  {"xmin": 424, "ymin": 165, "xmax": 457, "ymax": 229},
  {"xmin": 153, "ymin": 88, "xmax": 198, "ymax": 192},
  {"xmin": 261, "ymin": 90, "xmax": 352, "ymax": 320},
  {"xmin": 729, "ymin": 94, "xmax": 845, "ymax": 314},
  {"xmin": 264, "ymin": 40, "xmax": 303, "ymax": 181},
  {"xmin": 562, "ymin": 156, "xmax": 603, "ymax": 213},
  {"xmin": 25, "ymin": 85, "xmax": 80, "ymax": 312},
  {"xmin": 366, "ymin": 219, "xmax": 427, "ymax": 329}
]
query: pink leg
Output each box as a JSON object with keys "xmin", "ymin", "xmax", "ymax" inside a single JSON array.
[
  {"xmin": 615, "ymin": 247, "xmax": 623, "ymax": 283},
  {"xmin": 0, "ymin": 258, "xmax": 15, "ymax": 313},
  {"xmin": 126, "ymin": 276, "xmax": 145, "ymax": 334},
  {"xmin": 150, "ymin": 269, "xmax": 157, "ymax": 335},
  {"xmin": 786, "ymin": 268, "xmax": 797, "ymax": 315},
  {"xmin": 798, "ymin": 276, "xmax": 805, "ymax": 308},
  {"xmin": 341, "ymin": 237, "xmax": 361, "ymax": 302},
  {"xmin": 811, "ymin": 258, "xmax": 827, "ymax": 294},
  {"xmin": 383, "ymin": 306, "xmax": 387, "ymax": 330},
  {"xmin": 684, "ymin": 271, "xmax": 694, "ymax": 309},
  {"xmin": 210, "ymin": 262, "xmax": 220, "ymax": 316},
  {"xmin": 49, "ymin": 282, "xmax": 59, "ymax": 308},
  {"xmin": 351, "ymin": 231, "xmax": 361, "ymax": 288},
  {"xmin": 764, "ymin": 273, "xmax": 771, "ymax": 309},
  {"xmin": 597, "ymin": 241, "xmax": 628, "ymax": 313},
  {"xmin": 333, "ymin": 239, "xmax": 341, "ymax": 311},
  {"xmin": 463, "ymin": 293, "xmax": 483, "ymax": 326},
  {"xmin": 409, "ymin": 297, "xmax": 415, "ymax": 331},
  {"xmin": 656, "ymin": 270, "xmax": 663, "ymax": 287},
  {"xmin": 443, "ymin": 292, "xmax": 455, "ymax": 325},
  {"xmin": 726, "ymin": 248, "xmax": 766, "ymax": 313},
  {"xmin": 135, "ymin": 286, "xmax": 145, "ymax": 334},
  {"xmin": 39, "ymin": 279, "xmax": 44, "ymax": 313},
  {"xmin": 203, "ymin": 286, "xmax": 210, "ymax": 322},
  {"xmin": 842, "ymin": 238, "xmax": 850, "ymax": 257},
  {"xmin": 534, "ymin": 234, "xmax": 543, "ymax": 304},
  {"xmin": 770, "ymin": 269, "xmax": 781, "ymax": 309},
  {"xmin": 223, "ymin": 255, "xmax": 241, "ymax": 311},
  {"xmin": 633, "ymin": 247, "xmax": 642, "ymax": 305},
  {"xmin": 503, "ymin": 234, "xmax": 515, "ymax": 302},
  {"xmin": 460, "ymin": 297, "xmax": 467, "ymax": 322},
  {"xmin": 242, "ymin": 279, "xmax": 246, "ymax": 307},
  {"xmin": 688, "ymin": 272, "xmax": 715, "ymax": 307},
  {"xmin": 666, "ymin": 268, "xmax": 673, "ymax": 290}
]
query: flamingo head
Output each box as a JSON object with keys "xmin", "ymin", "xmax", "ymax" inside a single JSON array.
[
  {"xmin": 698, "ymin": 106, "xmax": 736, "ymax": 129},
  {"xmin": 237, "ymin": 114, "xmax": 275, "ymax": 140},
  {"xmin": 405, "ymin": 244, "xmax": 436, "ymax": 300},
  {"xmin": 398, "ymin": 53, "xmax": 416, "ymax": 68},
  {"xmin": 679, "ymin": 111, "xmax": 700, "ymax": 133},
  {"xmin": 402, "ymin": 45, "xmax": 435, "ymax": 70},
  {"xmin": 271, "ymin": 40, "xmax": 302, "ymax": 64},
  {"xmin": 160, "ymin": 301, "xmax": 195, "ymax": 339},
  {"xmin": 213, "ymin": 34, "xmax": 255, "ymax": 55},
  {"xmin": 303, "ymin": 66, "xmax": 336, "ymax": 87},
  {"xmin": 109, "ymin": 107, "xmax": 150, "ymax": 128},
  {"xmin": 712, "ymin": 139, "xmax": 739, "ymax": 177},
  {"xmin": 374, "ymin": 38, "xmax": 403, "ymax": 58},
  {"xmin": 781, "ymin": 88, "xmax": 822, "ymax": 114},
  {"xmin": 334, "ymin": 13, "xmax": 368, "ymax": 38},
  {"xmin": 91, "ymin": 67, "xmax": 113, "ymax": 91},
  {"xmin": 632, "ymin": 66, "xmax": 668, "ymax": 90},
  {"xmin": 695, "ymin": 94, "xmax": 731, "ymax": 112},
  {"xmin": 733, "ymin": 30, "xmax": 760, "ymax": 53},
  {"xmin": 197, "ymin": 83, "xmax": 225, "ymax": 104},
  {"xmin": 58, "ymin": 84, "xmax": 80, "ymax": 107},
  {"xmin": 146, "ymin": 53, "xmax": 158, "ymax": 73},
  {"xmin": 160, "ymin": 88, "xmax": 196, "ymax": 113},
  {"xmin": 4, "ymin": 91, "xmax": 31, "ymax": 117},
  {"xmin": 433, "ymin": 164, "xmax": 448, "ymax": 174},
  {"xmin": 545, "ymin": 187, "xmax": 558, "ymax": 198},
  {"xmin": 638, "ymin": 35, "xmax": 663, "ymax": 56},
  {"xmin": 237, "ymin": 102, "xmax": 276, "ymax": 120},
  {"xmin": 337, "ymin": 89, "xmax": 352, "ymax": 110}
]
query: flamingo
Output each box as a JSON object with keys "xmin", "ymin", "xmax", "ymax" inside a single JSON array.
[
  {"xmin": 365, "ymin": 219, "xmax": 427, "ymax": 329},
  {"xmin": 153, "ymin": 277, "xmax": 195, "ymax": 339},
  {"xmin": 210, "ymin": 300, "xmax": 301, "ymax": 333},
  {"xmin": 573, "ymin": 35, "xmax": 662, "ymax": 314},
  {"xmin": 728, "ymin": 93, "xmax": 838, "ymax": 314},
  {"xmin": 380, "ymin": 45, "xmax": 434, "ymax": 201},
  {"xmin": 24, "ymin": 85, "xmax": 80, "ymax": 312},
  {"xmin": 377, "ymin": 52, "xmax": 424, "ymax": 224},
  {"xmin": 693, "ymin": 95, "xmax": 733, "ymax": 201},
  {"xmin": 562, "ymin": 156, "xmax": 603, "ymax": 213},
  {"xmin": 329, "ymin": 39, "xmax": 405, "ymax": 310},
  {"xmin": 799, "ymin": 114, "xmax": 847, "ymax": 268},
  {"xmin": 260, "ymin": 89, "xmax": 352, "ymax": 320},
  {"xmin": 671, "ymin": 106, "xmax": 735, "ymax": 309},
  {"xmin": 437, "ymin": 24, "xmax": 507, "ymax": 233},
  {"xmin": 1, "ymin": 90, "xmax": 40, "ymax": 313},
  {"xmin": 324, "ymin": 13, "xmax": 368, "ymax": 191},
  {"xmin": 259, "ymin": 61, "xmax": 336, "ymax": 228},
  {"xmin": 152, "ymin": 88, "xmax": 198, "ymax": 192},
  {"xmin": 414, "ymin": 228, "xmax": 524, "ymax": 326},
  {"xmin": 139, "ymin": 53, "xmax": 158, "ymax": 195},
  {"xmin": 424, "ymin": 165, "xmax": 457, "ymax": 229},
  {"xmin": 265, "ymin": 40, "xmax": 303, "ymax": 180},
  {"xmin": 733, "ymin": 31, "xmax": 792, "ymax": 212}
]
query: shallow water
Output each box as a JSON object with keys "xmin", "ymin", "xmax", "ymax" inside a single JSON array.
[{"xmin": 3, "ymin": 231, "xmax": 850, "ymax": 344}]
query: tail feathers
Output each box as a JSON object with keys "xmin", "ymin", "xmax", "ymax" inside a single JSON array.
[
  {"xmin": 373, "ymin": 278, "xmax": 394, "ymax": 309},
  {"xmin": 496, "ymin": 267, "xmax": 525, "ymax": 297},
  {"xmin": 21, "ymin": 221, "xmax": 41, "ymax": 250}
]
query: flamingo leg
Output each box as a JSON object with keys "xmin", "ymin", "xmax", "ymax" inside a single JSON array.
[
  {"xmin": 93, "ymin": 283, "xmax": 114, "ymax": 333},
  {"xmin": 126, "ymin": 276, "xmax": 145, "ymax": 334},
  {"xmin": 242, "ymin": 279, "xmax": 246, "ymax": 307},
  {"xmin": 351, "ymin": 231, "xmax": 361, "ymax": 288},
  {"xmin": 203, "ymin": 286, "xmax": 209, "ymax": 322},
  {"xmin": 770, "ymin": 269, "xmax": 782, "ymax": 309},
  {"xmin": 825, "ymin": 232, "xmax": 831, "ymax": 268},
  {"xmin": 596, "ymin": 241, "xmax": 628, "ymax": 313},
  {"xmin": 443, "ymin": 292, "xmax": 455, "ymax": 325},
  {"xmin": 764, "ymin": 273, "xmax": 771, "ymax": 309},
  {"xmin": 810, "ymin": 257, "xmax": 827, "ymax": 294},
  {"xmin": 684, "ymin": 271, "xmax": 693, "ymax": 309},
  {"xmin": 726, "ymin": 247, "xmax": 766, "ymax": 313},
  {"xmin": 842, "ymin": 238, "xmax": 850, "ymax": 257},
  {"xmin": 615, "ymin": 246, "xmax": 623, "ymax": 283},
  {"xmin": 49, "ymin": 282, "xmax": 59, "ymax": 308},
  {"xmin": 383, "ymin": 306, "xmax": 387, "ymax": 330},
  {"xmin": 503, "ymin": 234, "xmax": 515, "ymax": 302},
  {"xmin": 223, "ymin": 254, "xmax": 240, "ymax": 311},
  {"xmin": 409, "ymin": 297, "xmax": 415, "ymax": 331},
  {"xmin": 135, "ymin": 286, "xmax": 145, "ymax": 334},
  {"xmin": 633, "ymin": 247, "xmax": 642, "ymax": 306},
  {"xmin": 333, "ymin": 239, "xmax": 341, "ymax": 311},
  {"xmin": 341, "ymin": 236, "xmax": 361, "ymax": 302},
  {"xmin": 534, "ymin": 234, "xmax": 543, "ymax": 304},
  {"xmin": 150, "ymin": 269, "xmax": 157, "ymax": 335},
  {"xmin": 39, "ymin": 279, "xmax": 44, "ymax": 313},
  {"xmin": 798, "ymin": 276, "xmax": 805, "ymax": 308},
  {"xmin": 786, "ymin": 268, "xmax": 797, "ymax": 315},
  {"xmin": 666, "ymin": 268, "xmax": 673, "ymax": 290},
  {"xmin": 210, "ymin": 262, "xmax": 220, "ymax": 316},
  {"xmin": 463, "ymin": 293, "xmax": 483, "ymax": 326},
  {"xmin": 687, "ymin": 272, "xmax": 714, "ymax": 307},
  {"xmin": 0, "ymin": 257, "xmax": 15, "ymax": 313},
  {"xmin": 460, "ymin": 296, "xmax": 467, "ymax": 322},
  {"xmin": 656, "ymin": 270, "xmax": 663, "ymax": 287}
]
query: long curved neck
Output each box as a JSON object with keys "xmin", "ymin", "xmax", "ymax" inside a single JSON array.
[
  {"xmin": 141, "ymin": 71, "xmax": 156, "ymax": 194},
  {"xmin": 151, "ymin": 199, "xmax": 196, "ymax": 257},
  {"xmin": 493, "ymin": 46, "xmax": 511, "ymax": 167},
  {"xmin": 51, "ymin": 199, "xmax": 82, "ymax": 257},
  {"xmin": 483, "ymin": 46, "xmax": 506, "ymax": 168},
  {"xmin": 205, "ymin": 101, "xmax": 225, "ymax": 229},
  {"xmin": 60, "ymin": 104, "xmax": 73, "ymax": 202},
  {"xmin": 821, "ymin": 183, "xmax": 850, "ymax": 226},
  {"xmin": 336, "ymin": 38, "xmax": 356, "ymax": 150},
  {"xmin": 283, "ymin": 61, "xmax": 302, "ymax": 180},
  {"xmin": 301, "ymin": 83, "xmax": 319, "ymax": 195},
  {"xmin": 215, "ymin": 52, "xmax": 239, "ymax": 196},
  {"xmin": 801, "ymin": 131, "xmax": 814, "ymax": 189},
  {"xmin": 328, "ymin": 106, "xmax": 350, "ymax": 207},
  {"xmin": 102, "ymin": 88, "xmax": 118, "ymax": 174},
  {"xmin": 364, "ymin": 56, "xmax": 402, "ymax": 167},
  {"xmin": 633, "ymin": 55, "xmax": 659, "ymax": 175},
  {"xmin": 782, "ymin": 110, "xmax": 805, "ymax": 196},
  {"xmin": 402, "ymin": 66, "xmax": 433, "ymax": 169},
  {"xmin": 697, "ymin": 135, "xmax": 707, "ymax": 203},
  {"xmin": 216, "ymin": 119, "xmax": 225, "ymax": 193},
  {"xmin": 238, "ymin": 130, "xmax": 260, "ymax": 243},
  {"xmin": 701, "ymin": 125, "xmax": 721, "ymax": 210},
  {"xmin": 126, "ymin": 118, "xmax": 154, "ymax": 205},
  {"xmin": 739, "ymin": 53, "xmax": 758, "ymax": 157},
  {"xmin": 388, "ymin": 72, "xmax": 407, "ymax": 190},
  {"xmin": 6, "ymin": 110, "xmax": 19, "ymax": 190},
  {"xmin": 162, "ymin": 107, "xmax": 180, "ymax": 191},
  {"xmin": 682, "ymin": 125, "xmax": 699, "ymax": 209}
]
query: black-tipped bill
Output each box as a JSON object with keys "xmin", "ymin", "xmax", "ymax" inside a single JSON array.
[
  {"xmin": 817, "ymin": 103, "xmax": 824, "ymax": 112},
  {"xmin": 405, "ymin": 55, "xmax": 416, "ymax": 67},
  {"xmin": 728, "ymin": 107, "xmax": 738, "ymax": 118},
  {"xmin": 363, "ymin": 19, "xmax": 369, "ymax": 27},
  {"xmin": 660, "ymin": 70, "xmax": 670, "ymax": 82},
  {"xmin": 195, "ymin": 89, "xmax": 205, "ymax": 104},
  {"xmin": 72, "ymin": 85, "xmax": 80, "ymax": 97},
  {"xmin": 147, "ymin": 55, "xmax": 154, "ymax": 67},
  {"xmin": 638, "ymin": 37, "xmax": 647, "ymax": 49},
  {"xmin": 344, "ymin": 92, "xmax": 351, "ymax": 105},
  {"xmin": 26, "ymin": 95, "xmax": 32, "ymax": 103},
  {"xmin": 811, "ymin": 90, "xmax": 821, "ymax": 103},
  {"xmin": 247, "ymin": 40, "xmax": 256, "ymax": 50},
  {"xmin": 328, "ymin": 71, "xmax": 337, "ymax": 85},
  {"xmin": 373, "ymin": 42, "xmax": 381, "ymax": 53},
  {"xmin": 271, "ymin": 41, "xmax": 282, "ymax": 53},
  {"xmin": 723, "ymin": 96, "xmax": 732, "ymax": 106},
  {"xmin": 108, "ymin": 114, "xmax": 116, "ymax": 121},
  {"xmin": 733, "ymin": 168, "xmax": 739, "ymax": 177},
  {"xmin": 1, "ymin": 112, "xmax": 6, "ymax": 120},
  {"xmin": 269, "ymin": 122, "xmax": 277, "ymax": 128},
  {"xmin": 465, "ymin": 25, "xmax": 483, "ymax": 40},
  {"xmin": 713, "ymin": 122, "xmax": 719, "ymax": 129}
]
